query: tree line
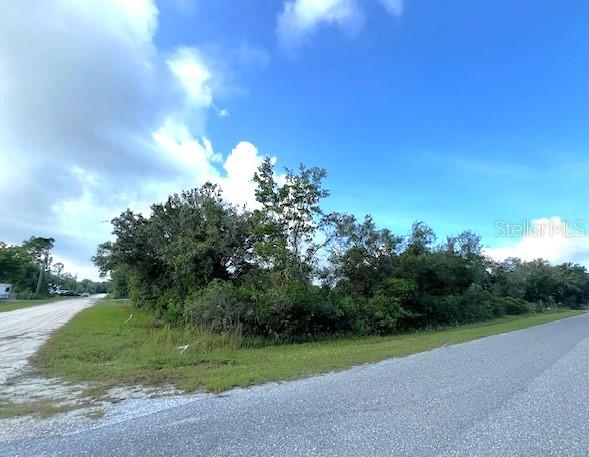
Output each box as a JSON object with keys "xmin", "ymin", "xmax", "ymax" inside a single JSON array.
[
  {"xmin": 0, "ymin": 237, "xmax": 108, "ymax": 298},
  {"xmin": 94, "ymin": 159, "xmax": 589, "ymax": 339}
]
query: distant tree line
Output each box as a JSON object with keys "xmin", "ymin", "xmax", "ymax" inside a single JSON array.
[
  {"xmin": 94, "ymin": 159, "xmax": 589, "ymax": 339},
  {"xmin": 0, "ymin": 237, "xmax": 108, "ymax": 298}
]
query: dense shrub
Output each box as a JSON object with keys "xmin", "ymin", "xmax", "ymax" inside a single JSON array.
[
  {"xmin": 250, "ymin": 281, "xmax": 324, "ymax": 338},
  {"xmin": 157, "ymin": 289, "xmax": 185, "ymax": 324},
  {"xmin": 500, "ymin": 297, "xmax": 531, "ymax": 315},
  {"xmin": 109, "ymin": 268, "xmax": 129, "ymax": 299},
  {"xmin": 458, "ymin": 286, "xmax": 496, "ymax": 322},
  {"xmin": 184, "ymin": 280, "xmax": 252, "ymax": 333},
  {"xmin": 363, "ymin": 294, "xmax": 406, "ymax": 334}
]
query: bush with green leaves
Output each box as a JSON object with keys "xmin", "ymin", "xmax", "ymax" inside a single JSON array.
[
  {"xmin": 500, "ymin": 297, "xmax": 531, "ymax": 315},
  {"xmin": 362, "ymin": 294, "xmax": 406, "ymax": 334},
  {"xmin": 184, "ymin": 280, "xmax": 252, "ymax": 334}
]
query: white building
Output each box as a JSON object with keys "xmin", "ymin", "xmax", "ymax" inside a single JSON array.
[{"xmin": 0, "ymin": 283, "xmax": 12, "ymax": 300}]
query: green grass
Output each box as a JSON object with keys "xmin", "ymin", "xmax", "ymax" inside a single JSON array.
[
  {"xmin": 33, "ymin": 299, "xmax": 585, "ymax": 394},
  {"xmin": 0, "ymin": 297, "xmax": 73, "ymax": 313}
]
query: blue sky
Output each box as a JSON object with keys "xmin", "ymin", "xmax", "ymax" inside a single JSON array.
[
  {"xmin": 160, "ymin": 0, "xmax": 589, "ymax": 244},
  {"xmin": 2, "ymin": 0, "xmax": 589, "ymax": 278}
]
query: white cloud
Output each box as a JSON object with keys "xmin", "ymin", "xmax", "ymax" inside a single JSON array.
[
  {"xmin": 167, "ymin": 47, "xmax": 214, "ymax": 109},
  {"xmin": 276, "ymin": 0, "xmax": 363, "ymax": 49},
  {"xmin": 378, "ymin": 0, "xmax": 403, "ymax": 16},
  {"xmin": 220, "ymin": 142, "xmax": 267, "ymax": 208},
  {"xmin": 276, "ymin": 0, "xmax": 404, "ymax": 49},
  {"xmin": 485, "ymin": 217, "xmax": 589, "ymax": 267},
  {"xmin": 154, "ymin": 125, "xmax": 272, "ymax": 210},
  {"xmin": 153, "ymin": 119, "xmax": 221, "ymax": 177},
  {"xmin": 0, "ymin": 0, "xmax": 270, "ymax": 280}
]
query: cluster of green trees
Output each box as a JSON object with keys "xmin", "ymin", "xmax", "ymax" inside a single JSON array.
[
  {"xmin": 94, "ymin": 159, "xmax": 589, "ymax": 339},
  {"xmin": 0, "ymin": 237, "xmax": 108, "ymax": 298}
]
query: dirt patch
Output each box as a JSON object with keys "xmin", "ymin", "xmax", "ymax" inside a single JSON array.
[
  {"xmin": 0, "ymin": 367, "xmax": 186, "ymax": 443},
  {"xmin": 0, "ymin": 295, "xmax": 185, "ymax": 442}
]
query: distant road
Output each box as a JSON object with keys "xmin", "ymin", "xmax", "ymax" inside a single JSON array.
[
  {"xmin": 3, "ymin": 311, "xmax": 589, "ymax": 456},
  {"xmin": 0, "ymin": 295, "xmax": 103, "ymax": 384}
]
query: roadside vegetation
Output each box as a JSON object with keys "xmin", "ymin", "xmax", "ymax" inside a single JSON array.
[
  {"xmin": 94, "ymin": 158, "xmax": 589, "ymax": 342},
  {"xmin": 33, "ymin": 299, "xmax": 583, "ymax": 393}
]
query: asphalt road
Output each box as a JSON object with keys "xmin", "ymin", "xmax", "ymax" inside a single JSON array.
[
  {"xmin": 3, "ymin": 312, "xmax": 589, "ymax": 457},
  {"xmin": 0, "ymin": 296, "xmax": 103, "ymax": 384}
]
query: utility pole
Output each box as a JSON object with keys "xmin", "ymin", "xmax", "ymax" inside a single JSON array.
[{"xmin": 35, "ymin": 251, "xmax": 48, "ymax": 296}]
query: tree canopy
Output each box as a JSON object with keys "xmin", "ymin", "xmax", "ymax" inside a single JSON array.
[{"xmin": 94, "ymin": 159, "xmax": 589, "ymax": 339}]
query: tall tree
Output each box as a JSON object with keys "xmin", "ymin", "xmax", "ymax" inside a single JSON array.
[
  {"xmin": 94, "ymin": 184, "xmax": 251, "ymax": 304},
  {"xmin": 252, "ymin": 159, "xmax": 333, "ymax": 281},
  {"xmin": 22, "ymin": 236, "xmax": 54, "ymax": 295},
  {"xmin": 328, "ymin": 214, "xmax": 403, "ymax": 296}
]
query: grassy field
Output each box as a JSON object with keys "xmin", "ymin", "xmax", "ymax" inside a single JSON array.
[
  {"xmin": 0, "ymin": 297, "xmax": 72, "ymax": 313},
  {"xmin": 33, "ymin": 299, "xmax": 584, "ymax": 393}
]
